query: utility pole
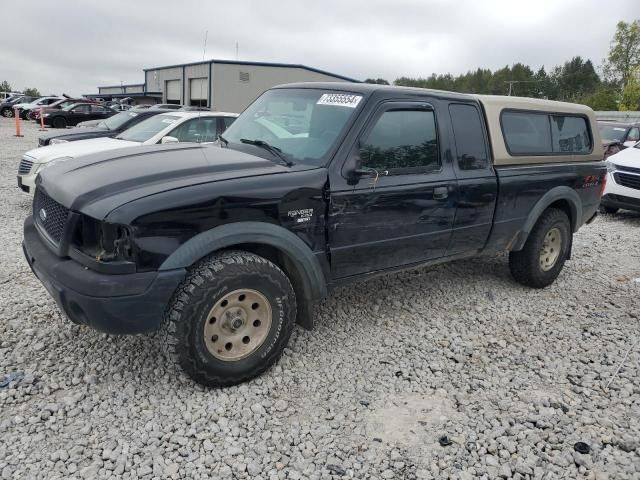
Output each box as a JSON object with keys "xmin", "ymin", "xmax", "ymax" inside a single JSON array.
[
  {"xmin": 235, "ymin": 42, "xmax": 239, "ymax": 61},
  {"xmin": 504, "ymin": 79, "xmax": 543, "ymax": 96}
]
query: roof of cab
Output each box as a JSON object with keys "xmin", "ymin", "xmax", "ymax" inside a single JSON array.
[{"xmin": 273, "ymin": 81, "xmax": 475, "ymax": 101}]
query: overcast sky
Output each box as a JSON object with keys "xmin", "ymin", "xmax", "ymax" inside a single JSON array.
[{"xmin": 1, "ymin": 0, "xmax": 637, "ymax": 96}]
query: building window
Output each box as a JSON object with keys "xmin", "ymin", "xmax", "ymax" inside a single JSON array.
[{"xmin": 189, "ymin": 78, "xmax": 208, "ymax": 107}]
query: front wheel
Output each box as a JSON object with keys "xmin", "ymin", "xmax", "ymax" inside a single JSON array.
[
  {"xmin": 161, "ymin": 250, "xmax": 297, "ymax": 387},
  {"xmin": 1, "ymin": 108, "xmax": 14, "ymax": 118},
  {"xmin": 509, "ymin": 208, "xmax": 571, "ymax": 288}
]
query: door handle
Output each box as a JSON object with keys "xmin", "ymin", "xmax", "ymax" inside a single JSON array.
[{"xmin": 433, "ymin": 186, "xmax": 448, "ymax": 200}]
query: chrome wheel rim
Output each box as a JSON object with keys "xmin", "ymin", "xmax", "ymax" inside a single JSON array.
[
  {"xmin": 539, "ymin": 227, "xmax": 562, "ymax": 271},
  {"xmin": 204, "ymin": 289, "xmax": 272, "ymax": 361}
]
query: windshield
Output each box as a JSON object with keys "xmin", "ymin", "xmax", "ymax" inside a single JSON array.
[
  {"xmin": 98, "ymin": 110, "xmax": 141, "ymax": 130},
  {"xmin": 221, "ymin": 88, "xmax": 363, "ymax": 165},
  {"xmin": 116, "ymin": 114, "xmax": 180, "ymax": 142},
  {"xmin": 599, "ymin": 125, "xmax": 628, "ymax": 142}
]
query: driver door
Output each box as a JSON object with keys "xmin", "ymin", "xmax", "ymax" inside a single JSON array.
[{"xmin": 329, "ymin": 101, "xmax": 458, "ymax": 278}]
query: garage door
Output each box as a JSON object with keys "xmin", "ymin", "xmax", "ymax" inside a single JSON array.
[
  {"xmin": 190, "ymin": 78, "xmax": 208, "ymax": 107},
  {"xmin": 165, "ymin": 80, "xmax": 181, "ymax": 104}
]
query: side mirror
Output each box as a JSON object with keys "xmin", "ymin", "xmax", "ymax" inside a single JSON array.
[{"xmin": 161, "ymin": 136, "xmax": 179, "ymax": 144}]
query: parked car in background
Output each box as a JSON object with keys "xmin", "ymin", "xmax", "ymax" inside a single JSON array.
[
  {"xmin": 22, "ymin": 83, "xmax": 605, "ymax": 387},
  {"xmin": 15, "ymin": 96, "xmax": 62, "ymax": 119},
  {"xmin": 0, "ymin": 91, "xmax": 23, "ymax": 102},
  {"xmin": 42, "ymin": 103, "xmax": 116, "ymax": 128},
  {"xmin": 18, "ymin": 111, "xmax": 238, "ymax": 193},
  {"xmin": 0, "ymin": 95, "xmax": 39, "ymax": 117},
  {"xmin": 29, "ymin": 97, "xmax": 98, "ymax": 120},
  {"xmin": 38, "ymin": 108, "xmax": 174, "ymax": 146},
  {"xmin": 150, "ymin": 104, "xmax": 183, "ymax": 110},
  {"xmin": 601, "ymin": 141, "xmax": 640, "ymax": 213},
  {"xmin": 598, "ymin": 121, "xmax": 640, "ymax": 148},
  {"xmin": 603, "ymin": 139, "xmax": 624, "ymax": 159},
  {"xmin": 180, "ymin": 106, "xmax": 211, "ymax": 112}
]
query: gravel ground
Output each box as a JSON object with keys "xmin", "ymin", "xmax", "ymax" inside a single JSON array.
[{"xmin": 0, "ymin": 118, "xmax": 639, "ymax": 480}]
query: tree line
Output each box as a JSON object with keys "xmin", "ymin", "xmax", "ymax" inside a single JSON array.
[
  {"xmin": 366, "ymin": 20, "xmax": 640, "ymax": 111},
  {"xmin": 0, "ymin": 81, "xmax": 40, "ymax": 97}
]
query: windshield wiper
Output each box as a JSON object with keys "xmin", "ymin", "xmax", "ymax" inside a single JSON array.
[{"xmin": 240, "ymin": 138, "xmax": 294, "ymax": 167}]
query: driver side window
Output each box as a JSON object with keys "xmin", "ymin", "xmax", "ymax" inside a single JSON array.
[
  {"xmin": 359, "ymin": 109, "xmax": 440, "ymax": 173},
  {"xmin": 169, "ymin": 118, "xmax": 218, "ymax": 143},
  {"xmin": 73, "ymin": 105, "xmax": 91, "ymax": 113}
]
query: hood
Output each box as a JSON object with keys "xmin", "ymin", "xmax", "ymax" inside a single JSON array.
[
  {"xmin": 25, "ymin": 137, "xmax": 138, "ymax": 164},
  {"xmin": 76, "ymin": 119, "xmax": 102, "ymax": 128},
  {"xmin": 608, "ymin": 145, "xmax": 640, "ymax": 168},
  {"xmin": 37, "ymin": 144, "xmax": 305, "ymax": 219},
  {"xmin": 41, "ymin": 126, "xmax": 111, "ymax": 142}
]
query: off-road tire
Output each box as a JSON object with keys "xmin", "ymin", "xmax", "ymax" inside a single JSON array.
[
  {"xmin": 600, "ymin": 205, "xmax": 618, "ymax": 214},
  {"xmin": 161, "ymin": 250, "xmax": 297, "ymax": 387},
  {"xmin": 509, "ymin": 208, "xmax": 571, "ymax": 288},
  {"xmin": 52, "ymin": 117, "xmax": 66, "ymax": 129},
  {"xmin": 1, "ymin": 108, "xmax": 14, "ymax": 118}
]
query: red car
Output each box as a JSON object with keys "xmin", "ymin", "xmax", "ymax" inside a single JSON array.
[{"xmin": 28, "ymin": 97, "xmax": 99, "ymax": 121}]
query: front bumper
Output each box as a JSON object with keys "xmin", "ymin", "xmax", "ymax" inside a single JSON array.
[
  {"xmin": 601, "ymin": 194, "xmax": 640, "ymax": 212},
  {"xmin": 602, "ymin": 170, "xmax": 640, "ymax": 212},
  {"xmin": 23, "ymin": 216, "xmax": 186, "ymax": 334}
]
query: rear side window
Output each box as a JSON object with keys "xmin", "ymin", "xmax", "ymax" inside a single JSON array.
[
  {"xmin": 502, "ymin": 110, "xmax": 592, "ymax": 155},
  {"xmin": 449, "ymin": 103, "xmax": 489, "ymax": 170}
]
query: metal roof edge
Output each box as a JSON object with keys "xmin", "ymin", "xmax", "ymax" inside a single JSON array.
[{"xmin": 142, "ymin": 59, "xmax": 359, "ymax": 82}]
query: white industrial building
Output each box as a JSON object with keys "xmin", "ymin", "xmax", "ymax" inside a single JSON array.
[{"xmin": 93, "ymin": 59, "xmax": 357, "ymax": 112}]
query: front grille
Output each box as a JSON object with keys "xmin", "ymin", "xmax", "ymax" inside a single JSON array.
[
  {"xmin": 33, "ymin": 189, "xmax": 69, "ymax": 243},
  {"xmin": 614, "ymin": 172, "xmax": 640, "ymax": 190},
  {"xmin": 617, "ymin": 164, "xmax": 640, "ymax": 174},
  {"xmin": 18, "ymin": 158, "xmax": 33, "ymax": 175}
]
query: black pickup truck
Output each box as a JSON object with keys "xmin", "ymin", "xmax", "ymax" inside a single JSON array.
[{"xmin": 23, "ymin": 83, "xmax": 606, "ymax": 387}]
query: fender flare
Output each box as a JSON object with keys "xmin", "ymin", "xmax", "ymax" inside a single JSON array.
[
  {"xmin": 511, "ymin": 186, "xmax": 582, "ymax": 251},
  {"xmin": 159, "ymin": 222, "xmax": 327, "ymax": 325}
]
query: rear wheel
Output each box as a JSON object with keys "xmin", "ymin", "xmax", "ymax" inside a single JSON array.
[
  {"xmin": 509, "ymin": 208, "xmax": 571, "ymax": 288},
  {"xmin": 161, "ymin": 250, "xmax": 297, "ymax": 387},
  {"xmin": 52, "ymin": 117, "xmax": 66, "ymax": 129},
  {"xmin": 1, "ymin": 108, "xmax": 14, "ymax": 118}
]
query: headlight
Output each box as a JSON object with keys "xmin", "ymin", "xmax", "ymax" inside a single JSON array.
[
  {"xmin": 42, "ymin": 113, "xmax": 50, "ymax": 117},
  {"xmin": 49, "ymin": 138, "xmax": 68, "ymax": 145},
  {"xmin": 37, "ymin": 156, "xmax": 73, "ymax": 173},
  {"xmin": 73, "ymin": 215, "xmax": 134, "ymax": 263},
  {"xmin": 606, "ymin": 161, "xmax": 617, "ymax": 173}
]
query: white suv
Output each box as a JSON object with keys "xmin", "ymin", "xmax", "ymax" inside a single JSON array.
[
  {"xmin": 17, "ymin": 111, "xmax": 237, "ymax": 194},
  {"xmin": 601, "ymin": 141, "xmax": 640, "ymax": 213}
]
